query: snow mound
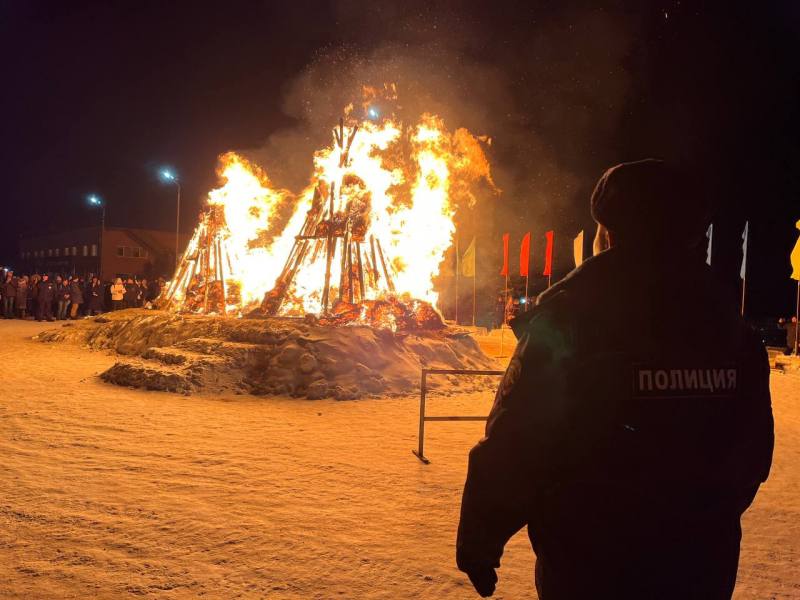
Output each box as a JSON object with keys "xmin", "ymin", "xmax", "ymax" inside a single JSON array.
[{"xmin": 37, "ymin": 310, "xmax": 499, "ymax": 399}]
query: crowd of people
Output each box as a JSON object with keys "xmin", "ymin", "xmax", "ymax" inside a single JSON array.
[{"xmin": 0, "ymin": 271, "xmax": 163, "ymax": 321}]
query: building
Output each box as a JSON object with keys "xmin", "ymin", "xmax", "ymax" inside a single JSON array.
[{"xmin": 18, "ymin": 226, "xmax": 190, "ymax": 281}]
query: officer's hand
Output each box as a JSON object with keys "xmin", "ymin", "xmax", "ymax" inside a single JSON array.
[{"xmin": 466, "ymin": 565, "xmax": 497, "ymax": 597}]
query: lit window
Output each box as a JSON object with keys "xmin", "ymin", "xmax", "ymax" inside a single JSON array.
[
  {"xmin": 91, "ymin": 244, "xmax": 98, "ymax": 256},
  {"xmin": 55, "ymin": 249, "xmax": 60, "ymax": 257},
  {"xmin": 72, "ymin": 246, "xmax": 77, "ymax": 256},
  {"xmin": 83, "ymin": 245, "xmax": 88, "ymax": 257},
  {"xmin": 48, "ymin": 249, "xmax": 52, "ymax": 257}
]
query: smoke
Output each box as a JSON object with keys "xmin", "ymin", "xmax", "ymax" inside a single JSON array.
[
  {"xmin": 240, "ymin": 3, "xmax": 637, "ymax": 316},
  {"xmin": 247, "ymin": 5, "xmax": 633, "ymax": 205}
]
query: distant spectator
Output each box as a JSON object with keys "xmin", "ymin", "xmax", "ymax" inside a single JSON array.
[
  {"xmin": 138, "ymin": 278, "xmax": 149, "ymax": 307},
  {"xmin": 15, "ymin": 276, "xmax": 29, "ymax": 319},
  {"xmin": 779, "ymin": 317, "xmax": 798, "ymax": 355},
  {"xmin": 36, "ymin": 274, "xmax": 56, "ymax": 322},
  {"xmin": 110, "ymin": 278, "xmax": 125, "ymax": 311},
  {"xmin": 123, "ymin": 277, "xmax": 138, "ymax": 309},
  {"xmin": 493, "ymin": 294, "xmax": 504, "ymax": 330},
  {"xmin": 56, "ymin": 277, "xmax": 70, "ymax": 320},
  {"xmin": 2, "ymin": 272, "xmax": 16, "ymax": 318},
  {"xmin": 86, "ymin": 276, "xmax": 104, "ymax": 316},
  {"xmin": 147, "ymin": 278, "xmax": 163, "ymax": 304},
  {"xmin": 28, "ymin": 274, "xmax": 40, "ymax": 317},
  {"xmin": 69, "ymin": 277, "xmax": 84, "ymax": 319}
]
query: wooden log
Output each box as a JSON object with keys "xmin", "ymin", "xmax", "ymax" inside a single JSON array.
[
  {"xmin": 338, "ymin": 227, "xmax": 350, "ymax": 303},
  {"xmin": 376, "ymin": 239, "xmax": 395, "ymax": 292},
  {"xmin": 347, "ymin": 239, "xmax": 354, "ymax": 304},
  {"xmin": 341, "ymin": 124, "xmax": 359, "ymax": 167},
  {"xmin": 322, "ymin": 237, "xmax": 336, "ymax": 312},
  {"xmin": 164, "ymin": 223, "xmax": 202, "ymax": 303},
  {"xmin": 216, "ymin": 237, "xmax": 226, "ymax": 316},
  {"xmin": 356, "ymin": 241, "xmax": 365, "ymax": 301},
  {"xmin": 370, "ymin": 235, "xmax": 380, "ymax": 285},
  {"xmin": 321, "ymin": 183, "xmax": 337, "ymax": 313},
  {"xmin": 265, "ymin": 183, "xmax": 331, "ymax": 315},
  {"xmin": 310, "ymin": 238, "xmax": 323, "ymax": 263}
]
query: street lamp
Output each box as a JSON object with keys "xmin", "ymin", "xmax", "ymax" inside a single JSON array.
[
  {"xmin": 160, "ymin": 168, "xmax": 181, "ymax": 270},
  {"xmin": 87, "ymin": 194, "xmax": 105, "ymax": 278}
]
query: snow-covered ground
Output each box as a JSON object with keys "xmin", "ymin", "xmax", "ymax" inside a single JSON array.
[{"xmin": 1, "ymin": 320, "xmax": 797, "ymax": 599}]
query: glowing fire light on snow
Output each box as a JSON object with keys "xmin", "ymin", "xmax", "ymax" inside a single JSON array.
[{"xmin": 163, "ymin": 91, "xmax": 495, "ymax": 325}]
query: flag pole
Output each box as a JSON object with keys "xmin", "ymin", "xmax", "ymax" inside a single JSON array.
[
  {"xmin": 740, "ymin": 277, "xmax": 746, "ymax": 317},
  {"xmin": 472, "ymin": 236, "xmax": 477, "ymax": 327},
  {"xmin": 795, "ymin": 280, "xmax": 799, "ymax": 355},
  {"xmin": 740, "ymin": 221, "xmax": 748, "ymax": 317},
  {"xmin": 455, "ymin": 234, "xmax": 459, "ymax": 324},
  {"xmin": 524, "ymin": 234, "xmax": 530, "ymax": 311},
  {"xmin": 500, "ymin": 270, "xmax": 508, "ymax": 357},
  {"xmin": 525, "ymin": 274, "xmax": 530, "ymax": 311}
]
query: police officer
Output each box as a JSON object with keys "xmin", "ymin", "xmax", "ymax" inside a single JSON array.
[
  {"xmin": 456, "ymin": 159, "xmax": 774, "ymax": 599},
  {"xmin": 36, "ymin": 273, "xmax": 56, "ymax": 322}
]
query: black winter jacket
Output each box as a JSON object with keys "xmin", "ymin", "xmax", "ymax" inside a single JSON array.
[{"xmin": 457, "ymin": 246, "xmax": 774, "ymax": 600}]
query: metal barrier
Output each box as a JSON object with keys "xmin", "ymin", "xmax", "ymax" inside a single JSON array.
[{"xmin": 412, "ymin": 368, "xmax": 505, "ymax": 464}]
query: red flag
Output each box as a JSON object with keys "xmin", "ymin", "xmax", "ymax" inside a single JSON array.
[
  {"xmin": 500, "ymin": 233, "xmax": 509, "ymax": 276},
  {"xmin": 520, "ymin": 232, "xmax": 531, "ymax": 276},
  {"xmin": 543, "ymin": 230, "xmax": 554, "ymax": 276}
]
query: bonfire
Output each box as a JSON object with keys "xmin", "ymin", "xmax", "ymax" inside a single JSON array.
[{"xmin": 160, "ymin": 86, "xmax": 496, "ymax": 330}]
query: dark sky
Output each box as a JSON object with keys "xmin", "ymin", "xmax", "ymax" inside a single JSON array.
[{"xmin": 1, "ymin": 0, "xmax": 798, "ymax": 316}]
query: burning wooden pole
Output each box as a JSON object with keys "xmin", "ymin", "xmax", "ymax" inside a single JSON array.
[
  {"xmin": 375, "ymin": 238, "xmax": 395, "ymax": 292},
  {"xmin": 356, "ymin": 242, "xmax": 365, "ymax": 301},
  {"xmin": 321, "ymin": 182, "xmax": 336, "ymax": 313}
]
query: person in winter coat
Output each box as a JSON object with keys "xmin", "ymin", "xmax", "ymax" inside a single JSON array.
[
  {"xmin": 35, "ymin": 274, "xmax": 56, "ymax": 321},
  {"xmin": 138, "ymin": 278, "xmax": 149, "ymax": 307},
  {"xmin": 123, "ymin": 277, "xmax": 138, "ymax": 308},
  {"xmin": 28, "ymin": 274, "xmax": 40, "ymax": 316},
  {"xmin": 457, "ymin": 160, "xmax": 774, "ymax": 600},
  {"xmin": 779, "ymin": 317, "xmax": 798, "ymax": 355},
  {"xmin": 147, "ymin": 278, "xmax": 162, "ymax": 304},
  {"xmin": 15, "ymin": 276, "xmax": 28, "ymax": 319},
  {"xmin": 69, "ymin": 277, "xmax": 84, "ymax": 319},
  {"xmin": 56, "ymin": 277, "xmax": 70, "ymax": 320},
  {"xmin": 110, "ymin": 278, "xmax": 125, "ymax": 311},
  {"xmin": 86, "ymin": 276, "xmax": 104, "ymax": 315},
  {"xmin": 2, "ymin": 272, "xmax": 17, "ymax": 318}
]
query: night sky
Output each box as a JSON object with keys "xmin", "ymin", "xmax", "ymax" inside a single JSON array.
[{"xmin": 1, "ymin": 1, "xmax": 798, "ymax": 317}]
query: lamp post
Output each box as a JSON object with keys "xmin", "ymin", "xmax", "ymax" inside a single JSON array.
[
  {"xmin": 160, "ymin": 169, "xmax": 181, "ymax": 271},
  {"xmin": 87, "ymin": 194, "xmax": 105, "ymax": 278}
]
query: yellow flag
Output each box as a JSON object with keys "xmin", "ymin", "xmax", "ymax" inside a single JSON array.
[
  {"xmin": 791, "ymin": 219, "xmax": 800, "ymax": 280},
  {"xmin": 462, "ymin": 237, "xmax": 476, "ymax": 277},
  {"xmin": 573, "ymin": 230, "xmax": 584, "ymax": 268}
]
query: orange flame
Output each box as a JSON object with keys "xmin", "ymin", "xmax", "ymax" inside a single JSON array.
[{"xmin": 175, "ymin": 95, "xmax": 495, "ymax": 319}]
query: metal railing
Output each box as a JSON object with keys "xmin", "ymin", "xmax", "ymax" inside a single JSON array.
[{"xmin": 412, "ymin": 368, "xmax": 505, "ymax": 464}]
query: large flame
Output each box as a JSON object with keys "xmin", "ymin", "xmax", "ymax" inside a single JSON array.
[{"xmin": 171, "ymin": 97, "xmax": 495, "ymax": 320}]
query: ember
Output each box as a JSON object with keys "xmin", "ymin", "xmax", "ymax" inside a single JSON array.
[{"xmin": 317, "ymin": 297, "xmax": 445, "ymax": 332}]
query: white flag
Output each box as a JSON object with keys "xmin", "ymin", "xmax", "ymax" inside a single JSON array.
[
  {"xmin": 740, "ymin": 221, "xmax": 749, "ymax": 280},
  {"xmin": 706, "ymin": 224, "xmax": 713, "ymax": 266},
  {"xmin": 573, "ymin": 230, "xmax": 584, "ymax": 267}
]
